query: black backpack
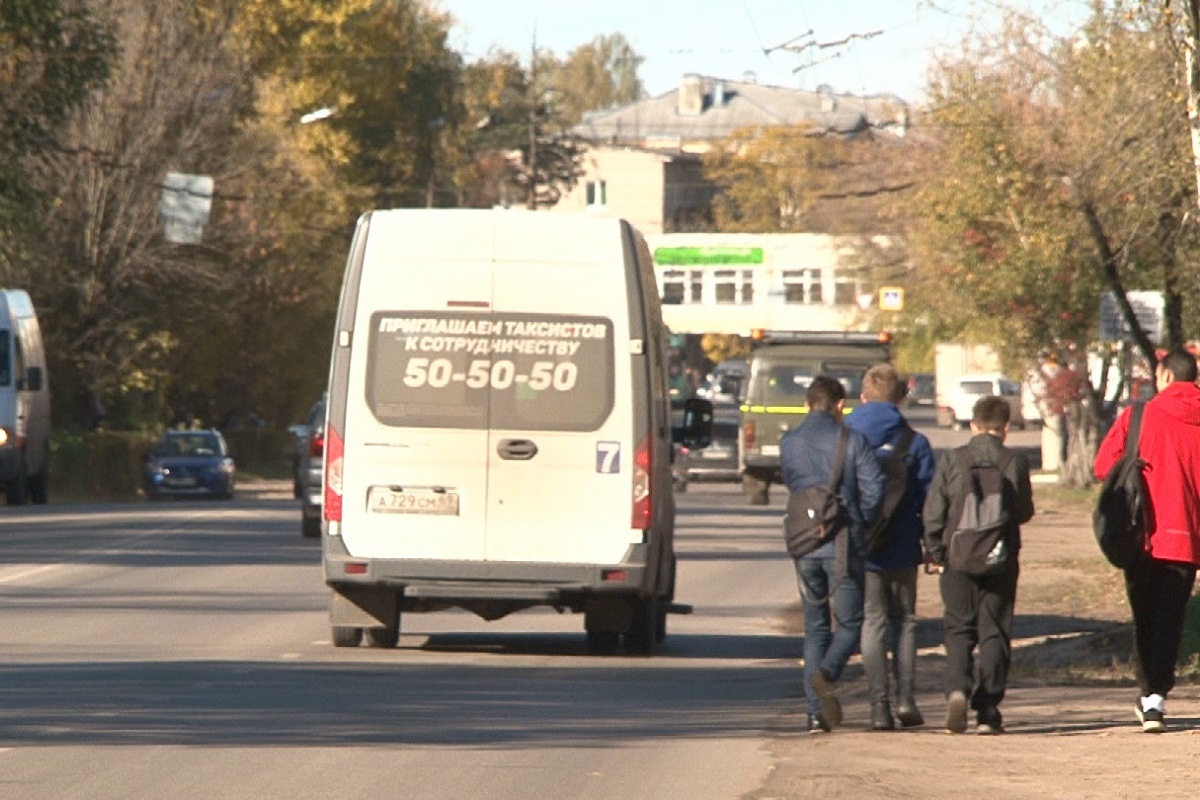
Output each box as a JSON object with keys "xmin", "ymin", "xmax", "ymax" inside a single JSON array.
[
  {"xmin": 782, "ymin": 427, "xmax": 849, "ymax": 559},
  {"xmin": 946, "ymin": 448, "xmax": 1015, "ymax": 576},
  {"xmin": 864, "ymin": 425, "xmax": 916, "ymax": 555},
  {"xmin": 1093, "ymin": 403, "xmax": 1149, "ymax": 569}
]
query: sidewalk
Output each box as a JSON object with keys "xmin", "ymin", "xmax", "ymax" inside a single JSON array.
[{"xmin": 750, "ymin": 483, "xmax": 1200, "ymax": 800}]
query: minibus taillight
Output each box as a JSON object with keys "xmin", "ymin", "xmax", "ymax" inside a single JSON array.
[
  {"xmin": 743, "ymin": 420, "xmax": 757, "ymax": 452},
  {"xmin": 308, "ymin": 430, "xmax": 324, "ymax": 458},
  {"xmin": 632, "ymin": 435, "xmax": 651, "ymax": 529},
  {"xmin": 324, "ymin": 424, "xmax": 344, "ymax": 522}
]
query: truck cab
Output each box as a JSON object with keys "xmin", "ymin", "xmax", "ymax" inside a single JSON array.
[{"xmin": 739, "ymin": 330, "xmax": 891, "ymax": 505}]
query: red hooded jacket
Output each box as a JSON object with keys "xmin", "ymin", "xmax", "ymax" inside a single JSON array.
[{"xmin": 1094, "ymin": 381, "xmax": 1200, "ymax": 565}]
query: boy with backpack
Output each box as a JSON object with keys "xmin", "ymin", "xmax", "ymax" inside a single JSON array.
[
  {"xmin": 923, "ymin": 396, "xmax": 1034, "ymax": 734},
  {"xmin": 846, "ymin": 364, "xmax": 936, "ymax": 730}
]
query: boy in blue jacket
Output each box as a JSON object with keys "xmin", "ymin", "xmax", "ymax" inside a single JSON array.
[{"xmin": 846, "ymin": 364, "xmax": 936, "ymax": 730}]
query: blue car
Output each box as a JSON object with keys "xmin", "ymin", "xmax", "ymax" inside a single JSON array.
[{"xmin": 143, "ymin": 429, "xmax": 236, "ymax": 499}]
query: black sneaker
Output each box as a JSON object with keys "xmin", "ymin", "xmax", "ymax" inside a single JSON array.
[
  {"xmin": 895, "ymin": 701, "xmax": 925, "ymax": 728},
  {"xmin": 945, "ymin": 690, "xmax": 968, "ymax": 734},
  {"xmin": 809, "ymin": 670, "xmax": 843, "ymax": 728},
  {"xmin": 871, "ymin": 702, "xmax": 896, "ymax": 731},
  {"xmin": 808, "ymin": 713, "xmax": 832, "ymax": 734}
]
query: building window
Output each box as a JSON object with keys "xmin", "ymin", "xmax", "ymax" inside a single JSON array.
[
  {"xmin": 783, "ymin": 269, "xmax": 822, "ymax": 304},
  {"xmin": 586, "ymin": 180, "xmax": 607, "ymax": 208},
  {"xmin": 714, "ymin": 269, "xmax": 736, "ymax": 304},
  {"xmin": 689, "ymin": 269, "xmax": 703, "ymax": 303},
  {"xmin": 714, "ymin": 269, "xmax": 755, "ymax": 304},
  {"xmin": 661, "ymin": 270, "xmax": 685, "ymax": 305},
  {"xmin": 834, "ymin": 273, "xmax": 858, "ymax": 306}
]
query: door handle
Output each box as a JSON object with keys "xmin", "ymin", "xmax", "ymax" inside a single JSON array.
[{"xmin": 497, "ymin": 439, "xmax": 538, "ymax": 460}]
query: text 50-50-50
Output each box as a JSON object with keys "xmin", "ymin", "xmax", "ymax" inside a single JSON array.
[{"xmin": 402, "ymin": 357, "xmax": 579, "ymax": 392}]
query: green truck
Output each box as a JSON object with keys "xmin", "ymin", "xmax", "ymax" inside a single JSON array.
[{"xmin": 739, "ymin": 331, "xmax": 893, "ymax": 505}]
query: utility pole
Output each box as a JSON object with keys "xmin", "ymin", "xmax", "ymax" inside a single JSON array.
[{"xmin": 527, "ymin": 32, "xmax": 539, "ymax": 210}]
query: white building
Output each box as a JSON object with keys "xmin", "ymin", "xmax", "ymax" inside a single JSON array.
[{"xmin": 647, "ymin": 232, "xmax": 898, "ymax": 335}]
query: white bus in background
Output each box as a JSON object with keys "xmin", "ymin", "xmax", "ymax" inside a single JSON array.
[{"xmin": 0, "ymin": 290, "xmax": 50, "ymax": 504}]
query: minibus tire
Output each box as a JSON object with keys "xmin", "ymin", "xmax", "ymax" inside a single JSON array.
[
  {"xmin": 331, "ymin": 626, "xmax": 363, "ymax": 648},
  {"xmin": 366, "ymin": 620, "xmax": 400, "ymax": 649},
  {"xmin": 586, "ymin": 630, "xmax": 620, "ymax": 655},
  {"xmin": 625, "ymin": 598, "xmax": 657, "ymax": 656}
]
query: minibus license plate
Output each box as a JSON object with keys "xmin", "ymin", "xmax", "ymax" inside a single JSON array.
[{"xmin": 369, "ymin": 487, "xmax": 459, "ymax": 516}]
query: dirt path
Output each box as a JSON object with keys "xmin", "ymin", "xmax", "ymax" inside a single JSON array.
[{"xmin": 748, "ymin": 483, "xmax": 1200, "ymax": 800}]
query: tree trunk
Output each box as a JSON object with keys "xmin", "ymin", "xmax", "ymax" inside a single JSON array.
[
  {"xmin": 1060, "ymin": 399, "xmax": 1099, "ymax": 488},
  {"xmin": 1187, "ymin": 0, "xmax": 1200, "ymax": 212}
]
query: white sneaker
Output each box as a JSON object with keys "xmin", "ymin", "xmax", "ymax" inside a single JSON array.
[{"xmin": 1137, "ymin": 695, "xmax": 1166, "ymax": 733}]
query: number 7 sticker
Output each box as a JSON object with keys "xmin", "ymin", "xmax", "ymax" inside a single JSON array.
[{"xmin": 596, "ymin": 441, "xmax": 621, "ymax": 474}]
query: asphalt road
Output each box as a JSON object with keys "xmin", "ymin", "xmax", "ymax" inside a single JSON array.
[
  {"xmin": 0, "ymin": 409, "xmax": 1052, "ymax": 800},
  {"xmin": 0, "ymin": 485, "xmax": 806, "ymax": 799}
]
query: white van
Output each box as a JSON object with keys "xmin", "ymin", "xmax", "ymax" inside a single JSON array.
[
  {"xmin": 947, "ymin": 373, "xmax": 1025, "ymax": 430},
  {"xmin": 0, "ymin": 290, "xmax": 50, "ymax": 504},
  {"xmin": 321, "ymin": 210, "xmax": 711, "ymax": 655}
]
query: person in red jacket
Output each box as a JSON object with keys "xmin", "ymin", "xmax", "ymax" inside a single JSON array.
[{"xmin": 1094, "ymin": 348, "xmax": 1200, "ymax": 733}]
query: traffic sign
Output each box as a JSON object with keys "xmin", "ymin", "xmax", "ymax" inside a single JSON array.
[
  {"xmin": 879, "ymin": 287, "xmax": 904, "ymax": 311},
  {"xmin": 1099, "ymin": 291, "xmax": 1163, "ymax": 344}
]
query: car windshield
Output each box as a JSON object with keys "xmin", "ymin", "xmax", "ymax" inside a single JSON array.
[
  {"xmin": 763, "ymin": 366, "xmax": 814, "ymax": 403},
  {"xmin": 823, "ymin": 362, "xmax": 867, "ymax": 400},
  {"xmin": 961, "ymin": 381, "xmax": 993, "ymax": 395},
  {"xmin": 156, "ymin": 433, "xmax": 221, "ymax": 457}
]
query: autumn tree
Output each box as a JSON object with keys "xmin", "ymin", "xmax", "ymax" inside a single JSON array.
[
  {"xmin": 547, "ymin": 33, "xmax": 645, "ymax": 124},
  {"xmin": 703, "ymin": 125, "xmax": 846, "ymax": 232},
  {"xmin": 13, "ymin": 0, "xmax": 262, "ymax": 427},
  {"xmin": 0, "ymin": 0, "xmax": 112, "ymax": 243},
  {"xmin": 906, "ymin": 5, "xmax": 1200, "ymax": 484}
]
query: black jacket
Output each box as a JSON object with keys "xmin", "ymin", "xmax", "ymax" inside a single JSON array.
[{"xmin": 922, "ymin": 433, "xmax": 1035, "ymax": 564}]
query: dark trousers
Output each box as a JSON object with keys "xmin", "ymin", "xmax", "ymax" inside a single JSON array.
[
  {"xmin": 1125, "ymin": 557, "xmax": 1197, "ymax": 698},
  {"xmin": 863, "ymin": 567, "xmax": 919, "ymax": 707},
  {"xmin": 939, "ymin": 562, "xmax": 1018, "ymax": 711}
]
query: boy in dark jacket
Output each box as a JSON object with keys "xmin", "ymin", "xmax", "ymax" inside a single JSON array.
[
  {"xmin": 846, "ymin": 364, "xmax": 936, "ymax": 730},
  {"xmin": 923, "ymin": 396, "xmax": 1034, "ymax": 735}
]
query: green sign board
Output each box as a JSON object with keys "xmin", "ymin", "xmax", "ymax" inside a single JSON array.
[{"xmin": 654, "ymin": 246, "xmax": 764, "ymax": 266}]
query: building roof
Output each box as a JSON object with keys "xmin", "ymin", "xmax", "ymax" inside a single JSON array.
[{"xmin": 573, "ymin": 75, "xmax": 910, "ymax": 148}]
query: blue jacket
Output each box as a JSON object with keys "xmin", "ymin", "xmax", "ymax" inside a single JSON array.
[
  {"xmin": 845, "ymin": 401, "xmax": 936, "ymax": 570},
  {"xmin": 780, "ymin": 410, "xmax": 885, "ymax": 558}
]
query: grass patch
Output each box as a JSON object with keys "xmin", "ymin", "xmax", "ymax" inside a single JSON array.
[{"xmin": 1032, "ymin": 482, "xmax": 1097, "ymax": 517}]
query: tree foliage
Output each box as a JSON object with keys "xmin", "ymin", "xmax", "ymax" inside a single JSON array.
[
  {"xmin": 0, "ymin": 0, "xmax": 113, "ymax": 230},
  {"xmin": 703, "ymin": 125, "xmax": 847, "ymax": 232},
  {"xmin": 548, "ymin": 33, "xmax": 645, "ymax": 124},
  {"xmin": 0, "ymin": 0, "xmax": 647, "ymax": 432},
  {"xmin": 905, "ymin": 3, "xmax": 1200, "ymax": 485}
]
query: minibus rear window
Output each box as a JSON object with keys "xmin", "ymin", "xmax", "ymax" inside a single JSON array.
[{"xmin": 366, "ymin": 311, "xmax": 615, "ymax": 431}]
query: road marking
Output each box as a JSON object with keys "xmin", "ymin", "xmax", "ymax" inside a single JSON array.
[
  {"xmin": 0, "ymin": 563, "xmax": 59, "ymax": 584},
  {"xmin": 0, "ymin": 510, "xmax": 233, "ymax": 585}
]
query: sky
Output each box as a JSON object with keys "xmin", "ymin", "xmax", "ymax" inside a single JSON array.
[{"xmin": 434, "ymin": 0, "xmax": 1091, "ymax": 103}]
